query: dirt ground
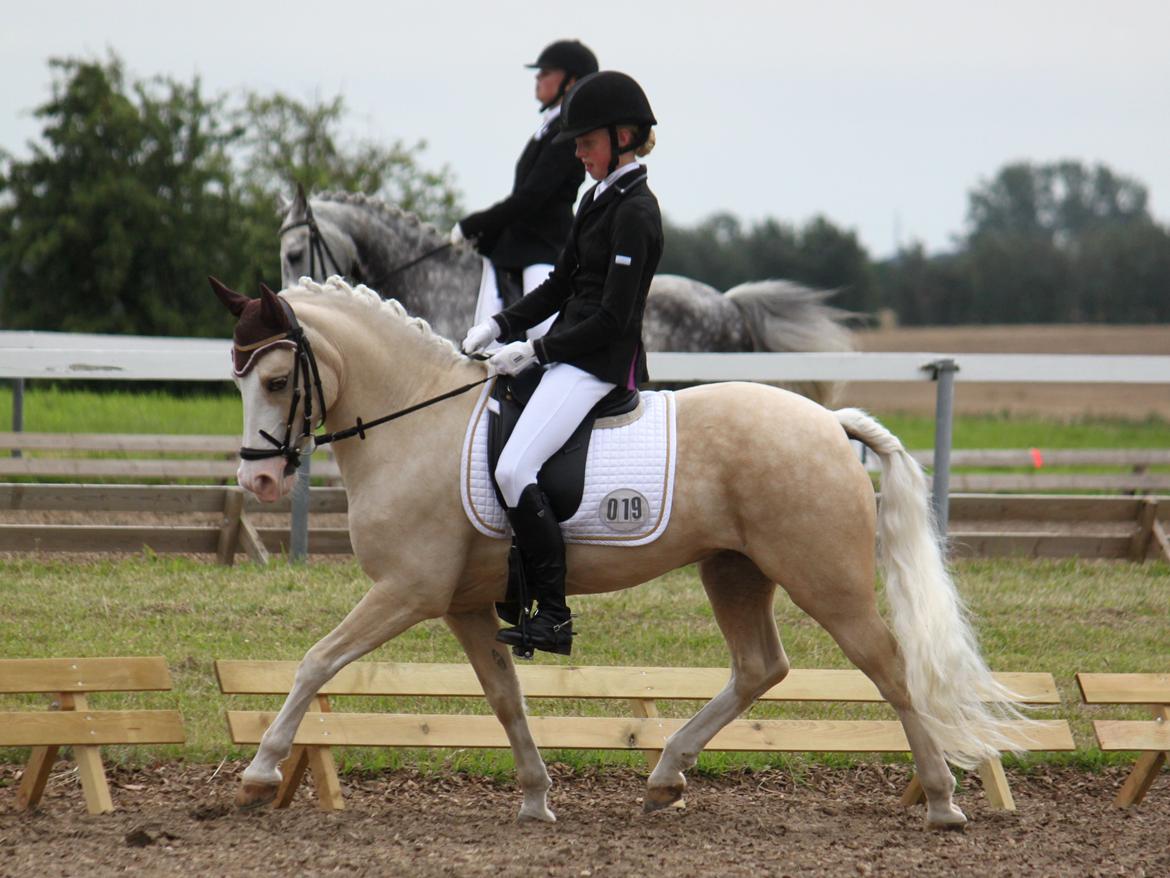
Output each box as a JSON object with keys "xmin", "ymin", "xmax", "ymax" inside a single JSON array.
[
  {"xmin": 2, "ymin": 762, "xmax": 1167, "ymax": 877},
  {"xmin": 843, "ymin": 323, "xmax": 1170, "ymax": 418}
]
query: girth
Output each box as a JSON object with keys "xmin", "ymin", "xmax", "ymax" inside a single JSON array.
[{"xmin": 487, "ymin": 370, "xmax": 640, "ymax": 521}]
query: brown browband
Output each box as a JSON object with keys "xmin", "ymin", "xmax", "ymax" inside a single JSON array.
[{"xmin": 235, "ymin": 332, "xmax": 290, "ymax": 353}]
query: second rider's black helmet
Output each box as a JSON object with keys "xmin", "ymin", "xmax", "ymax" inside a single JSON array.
[{"xmin": 526, "ymin": 40, "xmax": 599, "ymax": 80}]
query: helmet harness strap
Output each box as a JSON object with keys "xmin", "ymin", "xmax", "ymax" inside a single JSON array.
[
  {"xmin": 607, "ymin": 126, "xmax": 621, "ymax": 175},
  {"xmin": 540, "ymin": 74, "xmax": 572, "ymax": 112},
  {"xmin": 607, "ymin": 124, "xmax": 651, "ymax": 176}
]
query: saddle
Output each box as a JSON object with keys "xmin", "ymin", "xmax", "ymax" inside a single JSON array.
[{"xmin": 487, "ymin": 369, "xmax": 641, "ymax": 522}]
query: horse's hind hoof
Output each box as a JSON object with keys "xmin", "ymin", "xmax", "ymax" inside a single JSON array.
[
  {"xmin": 235, "ymin": 780, "xmax": 279, "ymax": 811},
  {"xmin": 642, "ymin": 783, "xmax": 685, "ymax": 813}
]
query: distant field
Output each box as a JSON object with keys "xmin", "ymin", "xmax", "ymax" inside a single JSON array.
[{"xmin": 846, "ymin": 323, "xmax": 1170, "ymax": 419}]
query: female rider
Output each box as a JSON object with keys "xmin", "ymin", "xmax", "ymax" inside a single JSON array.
[
  {"xmin": 461, "ymin": 71, "xmax": 662, "ymax": 656},
  {"xmin": 452, "ymin": 40, "xmax": 598, "ymax": 338}
]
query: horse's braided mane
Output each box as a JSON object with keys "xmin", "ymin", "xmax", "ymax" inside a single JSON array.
[
  {"xmin": 311, "ymin": 191, "xmax": 482, "ymax": 269},
  {"xmin": 282, "ymin": 275, "xmax": 464, "ymax": 364}
]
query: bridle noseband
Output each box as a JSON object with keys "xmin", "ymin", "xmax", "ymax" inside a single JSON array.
[
  {"xmin": 238, "ymin": 298, "xmax": 329, "ymax": 475},
  {"xmin": 238, "ymin": 297, "xmax": 490, "ymax": 475}
]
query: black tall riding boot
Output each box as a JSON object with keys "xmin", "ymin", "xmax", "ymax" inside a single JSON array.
[{"xmin": 495, "ymin": 484, "xmax": 574, "ymax": 657}]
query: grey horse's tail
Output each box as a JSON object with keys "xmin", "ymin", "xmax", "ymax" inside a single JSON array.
[{"xmin": 725, "ymin": 280, "xmax": 855, "ymax": 405}]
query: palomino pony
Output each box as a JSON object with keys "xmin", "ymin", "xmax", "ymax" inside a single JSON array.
[
  {"xmin": 278, "ymin": 189, "xmax": 854, "ymax": 404},
  {"xmin": 215, "ymin": 275, "xmax": 1022, "ymax": 827}
]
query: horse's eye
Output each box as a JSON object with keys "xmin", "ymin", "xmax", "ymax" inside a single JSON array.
[
  {"xmin": 286, "ymin": 248, "xmax": 303, "ymax": 263},
  {"xmin": 267, "ymin": 376, "xmax": 289, "ymax": 392}
]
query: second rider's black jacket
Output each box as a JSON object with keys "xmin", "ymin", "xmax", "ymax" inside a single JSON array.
[
  {"xmin": 493, "ymin": 165, "xmax": 663, "ymax": 389},
  {"xmin": 458, "ymin": 115, "xmax": 583, "ymax": 270}
]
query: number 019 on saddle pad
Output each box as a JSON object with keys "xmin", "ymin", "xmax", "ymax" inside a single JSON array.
[{"xmin": 460, "ymin": 378, "xmax": 677, "ymax": 546}]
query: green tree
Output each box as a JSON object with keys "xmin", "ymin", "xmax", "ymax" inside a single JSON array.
[
  {"xmin": 968, "ymin": 160, "xmax": 1149, "ymax": 244},
  {"xmin": 874, "ymin": 244, "xmax": 974, "ymax": 326},
  {"xmin": 0, "ymin": 54, "xmax": 465, "ymax": 336},
  {"xmin": 1071, "ymin": 221, "xmax": 1170, "ymax": 321},
  {"xmin": 784, "ymin": 217, "xmax": 874, "ymax": 313},
  {"xmin": 235, "ymin": 93, "xmax": 461, "ymax": 227},
  {"xmin": 0, "ymin": 56, "xmax": 244, "ymax": 337},
  {"xmin": 659, "ymin": 213, "xmax": 873, "ymax": 311},
  {"xmin": 960, "ymin": 160, "xmax": 1165, "ymax": 322}
]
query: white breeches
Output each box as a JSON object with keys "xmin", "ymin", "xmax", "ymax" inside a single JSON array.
[
  {"xmin": 494, "ymin": 362, "xmax": 616, "ymax": 508},
  {"xmin": 474, "ymin": 261, "xmax": 557, "ymax": 348},
  {"xmin": 522, "ymin": 263, "xmax": 557, "ymax": 340}
]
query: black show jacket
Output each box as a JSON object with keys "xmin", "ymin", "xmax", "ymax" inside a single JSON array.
[
  {"xmin": 493, "ymin": 165, "xmax": 663, "ymax": 388},
  {"xmin": 458, "ymin": 115, "xmax": 584, "ymax": 269}
]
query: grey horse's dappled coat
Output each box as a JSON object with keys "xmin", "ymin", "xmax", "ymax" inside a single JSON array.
[{"xmin": 279, "ymin": 191, "xmax": 856, "ymax": 404}]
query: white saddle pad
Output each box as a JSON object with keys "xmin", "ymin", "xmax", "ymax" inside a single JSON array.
[{"xmin": 460, "ymin": 379, "xmax": 677, "ymax": 546}]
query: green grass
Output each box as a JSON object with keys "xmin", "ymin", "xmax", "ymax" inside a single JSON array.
[
  {"xmin": 1, "ymin": 555, "xmax": 1166, "ymax": 776},
  {"xmin": 0, "ymin": 385, "xmax": 242, "ymax": 435},
  {"xmin": 879, "ymin": 411, "xmax": 1170, "ymax": 451},
  {"xmin": 3, "ymin": 385, "xmax": 1169, "ymax": 451}
]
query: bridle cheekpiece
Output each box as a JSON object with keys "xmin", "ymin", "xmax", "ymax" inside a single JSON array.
[{"xmin": 235, "ymin": 296, "xmax": 329, "ymax": 475}]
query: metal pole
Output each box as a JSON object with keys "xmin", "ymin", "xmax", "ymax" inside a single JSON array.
[
  {"xmin": 290, "ymin": 455, "xmax": 311, "ymax": 562},
  {"xmin": 928, "ymin": 358, "xmax": 958, "ymax": 532},
  {"xmin": 12, "ymin": 378, "xmax": 24, "ymax": 458}
]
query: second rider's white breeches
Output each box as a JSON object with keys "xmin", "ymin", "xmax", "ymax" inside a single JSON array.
[{"xmin": 522, "ymin": 264, "xmax": 556, "ymax": 340}]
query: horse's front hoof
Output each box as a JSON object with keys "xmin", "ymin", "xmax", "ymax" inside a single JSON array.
[
  {"xmin": 517, "ymin": 804, "xmax": 557, "ymax": 823},
  {"xmin": 642, "ymin": 783, "xmax": 685, "ymax": 813},
  {"xmin": 926, "ymin": 804, "xmax": 968, "ymax": 830},
  {"xmin": 235, "ymin": 780, "xmax": 279, "ymax": 811}
]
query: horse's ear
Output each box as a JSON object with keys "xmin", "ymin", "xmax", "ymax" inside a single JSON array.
[
  {"xmin": 208, "ymin": 276, "xmax": 250, "ymax": 317},
  {"xmin": 292, "ymin": 182, "xmax": 307, "ymax": 213},
  {"xmin": 258, "ymin": 282, "xmax": 289, "ymax": 329}
]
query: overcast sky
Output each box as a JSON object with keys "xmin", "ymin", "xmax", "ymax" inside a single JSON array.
[{"xmin": 3, "ymin": 1, "xmax": 1167, "ymax": 258}]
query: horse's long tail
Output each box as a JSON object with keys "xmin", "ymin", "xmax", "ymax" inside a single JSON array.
[
  {"xmin": 725, "ymin": 280, "xmax": 854, "ymax": 406},
  {"xmin": 834, "ymin": 406, "xmax": 1027, "ymax": 767},
  {"xmin": 725, "ymin": 280, "xmax": 854, "ymax": 354}
]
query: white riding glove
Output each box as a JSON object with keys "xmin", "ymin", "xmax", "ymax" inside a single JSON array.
[
  {"xmin": 461, "ymin": 318, "xmax": 500, "ymax": 355},
  {"xmin": 449, "ymin": 223, "xmax": 466, "ymax": 246},
  {"xmin": 489, "ymin": 340, "xmax": 538, "ymax": 376}
]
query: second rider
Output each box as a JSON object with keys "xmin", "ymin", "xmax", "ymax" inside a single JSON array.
[{"xmin": 462, "ymin": 71, "xmax": 663, "ymax": 656}]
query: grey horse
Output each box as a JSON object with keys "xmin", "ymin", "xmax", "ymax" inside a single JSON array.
[{"xmin": 279, "ymin": 189, "xmax": 854, "ymax": 403}]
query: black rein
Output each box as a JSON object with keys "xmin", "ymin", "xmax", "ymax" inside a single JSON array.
[{"xmin": 239, "ymin": 297, "xmax": 489, "ymax": 473}]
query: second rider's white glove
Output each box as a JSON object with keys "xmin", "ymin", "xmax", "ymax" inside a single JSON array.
[
  {"xmin": 489, "ymin": 340, "xmax": 538, "ymax": 376},
  {"xmin": 461, "ymin": 318, "xmax": 500, "ymax": 354},
  {"xmin": 449, "ymin": 223, "xmax": 466, "ymax": 246}
]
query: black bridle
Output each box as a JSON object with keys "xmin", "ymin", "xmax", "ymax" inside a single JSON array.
[
  {"xmin": 278, "ymin": 198, "xmax": 454, "ymax": 285},
  {"xmin": 278, "ymin": 198, "xmax": 344, "ymax": 282},
  {"xmin": 238, "ymin": 297, "xmax": 489, "ymax": 474}
]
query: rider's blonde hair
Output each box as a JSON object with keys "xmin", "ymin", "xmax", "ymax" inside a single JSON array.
[{"xmin": 619, "ymin": 125, "xmax": 656, "ymax": 158}]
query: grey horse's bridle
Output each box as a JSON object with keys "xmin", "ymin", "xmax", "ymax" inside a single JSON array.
[
  {"xmin": 279, "ymin": 197, "xmax": 454, "ymax": 286},
  {"xmin": 278, "ymin": 200, "xmax": 345, "ymax": 282}
]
